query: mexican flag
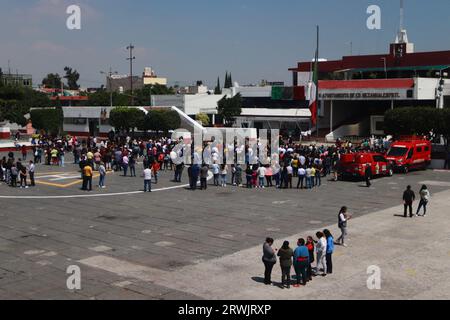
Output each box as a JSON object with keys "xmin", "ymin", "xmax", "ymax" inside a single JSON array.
[{"xmin": 309, "ymin": 47, "xmax": 319, "ymax": 126}]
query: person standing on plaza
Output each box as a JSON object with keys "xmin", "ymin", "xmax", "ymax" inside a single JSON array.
[
  {"xmin": 235, "ymin": 164, "xmax": 243, "ymax": 187},
  {"xmin": 286, "ymin": 163, "xmax": 293, "ymax": 189},
  {"xmin": 82, "ymin": 163, "xmax": 93, "ymax": 191},
  {"xmin": 310, "ymin": 165, "xmax": 316, "ymax": 188},
  {"xmin": 129, "ymin": 155, "xmax": 136, "ymax": 177},
  {"xmin": 190, "ymin": 164, "xmax": 200, "ymax": 190},
  {"xmin": 143, "ymin": 166, "xmax": 152, "ymax": 192},
  {"xmin": 297, "ymin": 166, "xmax": 306, "ymax": 189},
  {"xmin": 153, "ymin": 160, "xmax": 160, "ymax": 184},
  {"xmin": 403, "ymin": 185, "xmax": 416, "ymax": 218},
  {"xmin": 19, "ymin": 165, "xmax": 28, "ymax": 189},
  {"xmin": 315, "ymin": 232, "xmax": 327, "ymax": 277},
  {"xmin": 28, "ymin": 160, "xmax": 35, "ymax": 187},
  {"xmin": 291, "ymin": 157, "xmax": 299, "ymax": 178},
  {"xmin": 245, "ymin": 165, "xmax": 253, "ymax": 188},
  {"xmin": 262, "ymin": 238, "xmax": 277, "ymax": 285},
  {"xmin": 122, "ymin": 154, "xmax": 129, "ymax": 177},
  {"xmin": 265, "ymin": 165, "xmax": 273, "ymax": 187},
  {"xmin": 365, "ymin": 163, "xmax": 372, "ymax": 187},
  {"xmin": 200, "ymin": 164, "xmax": 209, "ymax": 190},
  {"xmin": 306, "ymin": 236, "xmax": 315, "ymax": 281},
  {"xmin": 257, "ymin": 165, "xmax": 266, "ymax": 189},
  {"xmin": 416, "ymin": 185, "xmax": 431, "ymax": 217},
  {"xmin": 293, "ymin": 238, "xmax": 310, "ymax": 286},
  {"xmin": 98, "ymin": 162, "xmax": 106, "ymax": 189},
  {"xmin": 21, "ymin": 145, "xmax": 27, "ymax": 161},
  {"xmin": 94, "ymin": 149, "xmax": 102, "ymax": 170},
  {"xmin": 323, "ymin": 229, "xmax": 334, "ymax": 274},
  {"xmin": 58, "ymin": 147, "xmax": 65, "ymax": 168},
  {"xmin": 212, "ymin": 162, "xmax": 220, "ymax": 186},
  {"xmin": 220, "ymin": 164, "xmax": 228, "ymax": 187},
  {"xmin": 10, "ymin": 163, "xmax": 18, "ymax": 188},
  {"xmin": 51, "ymin": 147, "xmax": 59, "ymax": 166},
  {"xmin": 315, "ymin": 164, "xmax": 322, "ymax": 187},
  {"xmin": 277, "ymin": 241, "xmax": 294, "ymax": 289},
  {"xmin": 305, "ymin": 166, "xmax": 313, "ymax": 189},
  {"xmin": 336, "ymin": 206, "xmax": 351, "ymax": 247}
]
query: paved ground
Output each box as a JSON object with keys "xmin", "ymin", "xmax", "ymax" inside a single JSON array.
[{"xmin": 0, "ymin": 151, "xmax": 449, "ymax": 300}]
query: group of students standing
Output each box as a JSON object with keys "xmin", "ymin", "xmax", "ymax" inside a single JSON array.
[
  {"xmin": 261, "ymin": 207, "xmax": 352, "ymax": 288},
  {"xmin": 0, "ymin": 152, "xmax": 35, "ymax": 189}
]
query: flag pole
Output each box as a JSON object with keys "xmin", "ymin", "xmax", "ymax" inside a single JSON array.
[{"xmin": 316, "ymin": 25, "xmax": 320, "ymax": 140}]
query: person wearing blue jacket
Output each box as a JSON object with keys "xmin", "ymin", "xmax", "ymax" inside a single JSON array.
[
  {"xmin": 324, "ymin": 229, "xmax": 334, "ymax": 274},
  {"xmin": 293, "ymin": 238, "xmax": 310, "ymax": 287}
]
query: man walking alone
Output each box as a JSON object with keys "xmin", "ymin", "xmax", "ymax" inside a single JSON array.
[{"xmin": 403, "ymin": 185, "xmax": 416, "ymax": 218}]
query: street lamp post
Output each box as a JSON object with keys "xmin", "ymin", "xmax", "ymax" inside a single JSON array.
[{"xmin": 100, "ymin": 67, "xmax": 118, "ymax": 107}]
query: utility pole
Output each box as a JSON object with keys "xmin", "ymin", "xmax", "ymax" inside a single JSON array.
[
  {"xmin": 100, "ymin": 67, "xmax": 118, "ymax": 107},
  {"xmin": 126, "ymin": 44, "xmax": 136, "ymax": 106}
]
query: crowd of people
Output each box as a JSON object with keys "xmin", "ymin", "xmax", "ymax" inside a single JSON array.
[
  {"xmin": 0, "ymin": 133, "xmax": 407, "ymax": 193},
  {"xmin": 0, "ymin": 151, "xmax": 35, "ymax": 189}
]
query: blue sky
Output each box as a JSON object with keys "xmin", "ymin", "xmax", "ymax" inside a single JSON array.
[{"xmin": 1, "ymin": 0, "xmax": 450, "ymax": 88}]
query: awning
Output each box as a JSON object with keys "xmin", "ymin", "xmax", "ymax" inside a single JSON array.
[{"xmin": 343, "ymin": 65, "xmax": 450, "ymax": 73}]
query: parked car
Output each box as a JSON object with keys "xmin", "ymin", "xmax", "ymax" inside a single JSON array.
[
  {"xmin": 338, "ymin": 152, "xmax": 393, "ymax": 180},
  {"xmin": 385, "ymin": 136, "xmax": 431, "ymax": 173}
]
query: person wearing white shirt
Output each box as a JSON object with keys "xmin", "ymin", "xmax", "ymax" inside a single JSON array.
[
  {"xmin": 297, "ymin": 167, "xmax": 306, "ymax": 189},
  {"xmin": 337, "ymin": 206, "xmax": 351, "ymax": 247},
  {"xmin": 257, "ymin": 165, "xmax": 266, "ymax": 188},
  {"xmin": 299, "ymin": 155, "xmax": 306, "ymax": 167},
  {"xmin": 315, "ymin": 231, "xmax": 327, "ymax": 276},
  {"xmin": 28, "ymin": 161, "xmax": 35, "ymax": 187},
  {"xmin": 143, "ymin": 167, "xmax": 152, "ymax": 192},
  {"xmin": 212, "ymin": 163, "xmax": 220, "ymax": 186},
  {"xmin": 220, "ymin": 164, "xmax": 228, "ymax": 187}
]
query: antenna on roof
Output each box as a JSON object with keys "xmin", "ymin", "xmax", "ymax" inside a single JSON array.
[{"xmin": 399, "ymin": 0, "xmax": 404, "ymax": 32}]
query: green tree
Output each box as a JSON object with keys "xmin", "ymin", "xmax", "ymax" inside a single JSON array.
[
  {"xmin": 195, "ymin": 113, "xmax": 210, "ymax": 126},
  {"xmin": 214, "ymin": 77, "xmax": 222, "ymax": 94},
  {"xmin": 42, "ymin": 73, "xmax": 63, "ymax": 89},
  {"xmin": 224, "ymin": 72, "xmax": 231, "ymax": 89},
  {"xmin": 109, "ymin": 107, "xmax": 145, "ymax": 133},
  {"xmin": 217, "ymin": 93, "xmax": 242, "ymax": 126},
  {"xmin": 0, "ymin": 85, "xmax": 50, "ymax": 126},
  {"xmin": 29, "ymin": 108, "xmax": 63, "ymax": 135},
  {"xmin": 64, "ymin": 67, "xmax": 80, "ymax": 90},
  {"xmin": 134, "ymin": 84, "xmax": 175, "ymax": 106},
  {"xmin": 86, "ymin": 90, "xmax": 129, "ymax": 107},
  {"xmin": 384, "ymin": 107, "xmax": 440, "ymax": 137},
  {"xmin": 142, "ymin": 109, "xmax": 181, "ymax": 134}
]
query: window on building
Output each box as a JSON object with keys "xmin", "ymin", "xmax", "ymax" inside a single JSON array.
[{"xmin": 64, "ymin": 118, "xmax": 87, "ymax": 125}]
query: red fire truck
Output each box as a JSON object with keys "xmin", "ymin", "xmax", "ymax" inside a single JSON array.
[
  {"xmin": 338, "ymin": 152, "xmax": 394, "ymax": 180},
  {"xmin": 385, "ymin": 136, "xmax": 432, "ymax": 173}
]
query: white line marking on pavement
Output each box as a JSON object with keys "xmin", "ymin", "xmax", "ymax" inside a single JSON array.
[
  {"xmin": 78, "ymin": 255, "xmax": 169, "ymax": 281},
  {"xmin": 0, "ymin": 172, "xmax": 213, "ymax": 199}
]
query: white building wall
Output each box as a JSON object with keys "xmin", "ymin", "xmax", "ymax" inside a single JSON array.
[
  {"xmin": 415, "ymin": 78, "xmax": 439, "ymax": 100},
  {"xmin": 184, "ymin": 94, "xmax": 225, "ymax": 115}
]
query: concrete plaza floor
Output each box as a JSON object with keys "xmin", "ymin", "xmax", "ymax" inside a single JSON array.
[{"xmin": 0, "ymin": 152, "xmax": 449, "ymax": 299}]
